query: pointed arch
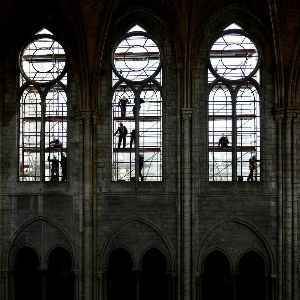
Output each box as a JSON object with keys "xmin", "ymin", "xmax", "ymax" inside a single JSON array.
[
  {"xmin": 197, "ymin": 217, "xmax": 274, "ymax": 274},
  {"xmin": 99, "ymin": 217, "xmax": 175, "ymax": 272},
  {"xmin": 5, "ymin": 216, "xmax": 77, "ymax": 270}
]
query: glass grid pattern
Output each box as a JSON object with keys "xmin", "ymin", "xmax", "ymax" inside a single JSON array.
[
  {"xmin": 112, "ymin": 26, "xmax": 162, "ymax": 182},
  {"xmin": 19, "ymin": 29, "xmax": 67, "ymax": 181},
  {"xmin": 208, "ymin": 25, "xmax": 260, "ymax": 182}
]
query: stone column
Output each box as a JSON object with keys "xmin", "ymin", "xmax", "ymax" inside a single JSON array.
[
  {"xmin": 134, "ymin": 270, "xmax": 142, "ymax": 300},
  {"xmin": 283, "ymin": 111, "xmax": 298, "ymax": 300},
  {"xmin": 97, "ymin": 271, "xmax": 103, "ymax": 300},
  {"xmin": 195, "ymin": 272, "xmax": 201, "ymax": 300},
  {"xmin": 73, "ymin": 270, "xmax": 80, "ymax": 300},
  {"xmin": 79, "ymin": 111, "xmax": 99, "ymax": 300},
  {"xmin": 181, "ymin": 108, "xmax": 192, "ymax": 300},
  {"xmin": 169, "ymin": 272, "xmax": 176, "ymax": 300},
  {"xmin": 40, "ymin": 268, "xmax": 47, "ymax": 300},
  {"xmin": 275, "ymin": 111, "xmax": 283, "ymax": 300},
  {"xmin": 291, "ymin": 112, "xmax": 299, "ymax": 300}
]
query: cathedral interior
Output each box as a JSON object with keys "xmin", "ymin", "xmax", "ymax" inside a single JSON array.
[{"xmin": 0, "ymin": 0, "xmax": 299, "ymax": 299}]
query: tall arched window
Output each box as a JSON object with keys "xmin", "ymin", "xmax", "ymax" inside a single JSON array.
[
  {"xmin": 208, "ymin": 24, "xmax": 260, "ymax": 182},
  {"xmin": 112, "ymin": 25, "xmax": 162, "ymax": 182},
  {"xmin": 18, "ymin": 28, "xmax": 68, "ymax": 182}
]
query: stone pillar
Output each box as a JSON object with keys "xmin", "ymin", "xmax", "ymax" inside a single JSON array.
[
  {"xmin": 283, "ymin": 112, "xmax": 297, "ymax": 300},
  {"xmin": 5, "ymin": 270, "xmax": 11, "ymax": 300},
  {"xmin": 134, "ymin": 270, "xmax": 142, "ymax": 300},
  {"xmin": 97, "ymin": 271, "xmax": 103, "ymax": 300},
  {"xmin": 196, "ymin": 273, "xmax": 201, "ymax": 300},
  {"xmin": 102, "ymin": 271, "xmax": 108, "ymax": 300},
  {"xmin": 40, "ymin": 268, "xmax": 47, "ymax": 300},
  {"xmin": 277, "ymin": 109, "xmax": 299, "ymax": 300},
  {"xmin": 73, "ymin": 270, "xmax": 80, "ymax": 300},
  {"xmin": 275, "ymin": 111, "xmax": 283, "ymax": 300},
  {"xmin": 181, "ymin": 108, "xmax": 192, "ymax": 300},
  {"xmin": 231, "ymin": 272, "xmax": 238, "ymax": 300},
  {"xmin": 290, "ymin": 112, "xmax": 299, "ymax": 300},
  {"xmin": 79, "ymin": 111, "xmax": 100, "ymax": 300},
  {"xmin": 169, "ymin": 272, "xmax": 176, "ymax": 300}
]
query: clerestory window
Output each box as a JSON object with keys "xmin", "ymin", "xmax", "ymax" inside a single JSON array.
[
  {"xmin": 208, "ymin": 24, "xmax": 261, "ymax": 182},
  {"xmin": 112, "ymin": 25, "xmax": 162, "ymax": 182},
  {"xmin": 18, "ymin": 29, "xmax": 68, "ymax": 182}
]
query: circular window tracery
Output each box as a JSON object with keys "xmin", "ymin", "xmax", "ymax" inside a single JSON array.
[
  {"xmin": 20, "ymin": 35, "xmax": 66, "ymax": 84},
  {"xmin": 209, "ymin": 30, "xmax": 259, "ymax": 81},
  {"xmin": 113, "ymin": 33, "xmax": 161, "ymax": 82}
]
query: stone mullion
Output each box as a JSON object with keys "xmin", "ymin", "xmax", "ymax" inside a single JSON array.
[{"xmin": 181, "ymin": 108, "xmax": 192, "ymax": 300}]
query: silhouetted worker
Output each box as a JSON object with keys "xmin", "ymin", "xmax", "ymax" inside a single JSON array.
[
  {"xmin": 50, "ymin": 134, "xmax": 63, "ymax": 148},
  {"xmin": 114, "ymin": 122, "xmax": 128, "ymax": 148},
  {"xmin": 218, "ymin": 133, "xmax": 229, "ymax": 147},
  {"xmin": 48, "ymin": 155, "xmax": 59, "ymax": 181},
  {"xmin": 132, "ymin": 98, "xmax": 145, "ymax": 117},
  {"xmin": 60, "ymin": 153, "xmax": 67, "ymax": 182},
  {"xmin": 139, "ymin": 154, "xmax": 144, "ymax": 181},
  {"xmin": 130, "ymin": 129, "xmax": 136, "ymax": 149},
  {"xmin": 118, "ymin": 95, "xmax": 129, "ymax": 117},
  {"xmin": 247, "ymin": 155, "xmax": 257, "ymax": 181}
]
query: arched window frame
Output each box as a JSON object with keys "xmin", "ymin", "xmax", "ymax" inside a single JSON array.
[
  {"xmin": 111, "ymin": 25, "xmax": 163, "ymax": 182},
  {"xmin": 208, "ymin": 24, "xmax": 261, "ymax": 182},
  {"xmin": 18, "ymin": 29, "xmax": 68, "ymax": 182}
]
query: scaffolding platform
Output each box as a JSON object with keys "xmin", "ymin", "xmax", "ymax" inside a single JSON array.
[
  {"xmin": 114, "ymin": 116, "xmax": 160, "ymax": 121},
  {"xmin": 209, "ymin": 146, "xmax": 256, "ymax": 152},
  {"xmin": 22, "ymin": 147, "xmax": 67, "ymax": 153},
  {"xmin": 113, "ymin": 147, "xmax": 161, "ymax": 152}
]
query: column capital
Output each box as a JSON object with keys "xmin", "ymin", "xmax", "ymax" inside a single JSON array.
[
  {"xmin": 181, "ymin": 108, "xmax": 193, "ymax": 120},
  {"xmin": 273, "ymin": 108, "xmax": 284, "ymax": 122},
  {"xmin": 273, "ymin": 107, "xmax": 300, "ymax": 122},
  {"xmin": 74, "ymin": 110, "xmax": 101, "ymax": 122},
  {"xmin": 286, "ymin": 108, "xmax": 300, "ymax": 122}
]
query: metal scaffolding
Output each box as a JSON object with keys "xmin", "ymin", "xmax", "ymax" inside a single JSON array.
[
  {"xmin": 112, "ymin": 26, "xmax": 162, "ymax": 182},
  {"xmin": 19, "ymin": 29, "xmax": 68, "ymax": 181},
  {"xmin": 208, "ymin": 24, "xmax": 260, "ymax": 182}
]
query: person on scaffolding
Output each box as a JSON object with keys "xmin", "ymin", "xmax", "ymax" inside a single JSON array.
[
  {"xmin": 118, "ymin": 95, "xmax": 129, "ymax": 117},
  {"xmin": 247, "ymin": 155, "xmax": 257, "ymax": 181},
  {"xmin": 49, "ymin": 134, "xmax": 63, "ymax": 148},
  {"xmin": 60, "ymin": 152, "xmax": 67, "ymax": 182},
  {"xmin": 139, "ymin": 154, "xmax": 144, "ymax": 181},
  {"xmin": 218, "ymin": 133, "xmax": 229, "ymax": 147},
  {"xmin": 48, "ymin": 155, "xmax": 59, "ymax": 181},
  {"xmin": 114, "ymin": 122, "xmax": 128, "ymax": 148},
  {"xmin": 130, "ymin": 129, "xmax": 136, "ymax": 149}
]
